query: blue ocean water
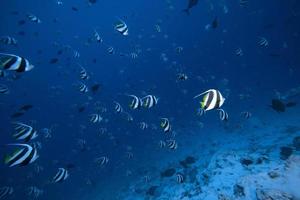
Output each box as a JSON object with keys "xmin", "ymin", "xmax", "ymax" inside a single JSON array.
[{"xmin": 0, "ymin": 0, "xmax": 300, "ymax": 200}]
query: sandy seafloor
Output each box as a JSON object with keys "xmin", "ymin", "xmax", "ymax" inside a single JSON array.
[{"xmin": 83, "ymin": 105, "xmax": 300, "ymax": 200}]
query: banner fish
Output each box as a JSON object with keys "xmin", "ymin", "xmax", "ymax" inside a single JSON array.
[
  {"xmin": 183, "ymin": 0, "xmax": 199, "ymax": 15},
  {"xmin": 0, "ymin": 53, "xmax": 34, "ymax": 72},
  {"xmin": 115, "ymin": 18, "xmax": 128, "ymax": 36},
  {"xmin": 194, "ymin": 89, "xmax": 225, "ymax": 111},
  {"xmin": 53, "ymin": 168, "xmax": 69, "ymax": 183},
  {"xmin": 4, "ymin": 144, "xmax": 39, "ymax": 167}
]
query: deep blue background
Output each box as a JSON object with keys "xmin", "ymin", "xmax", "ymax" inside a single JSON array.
[{"xmin": 0, "ymin": 0, "xmax": 299, "ymax": 199}]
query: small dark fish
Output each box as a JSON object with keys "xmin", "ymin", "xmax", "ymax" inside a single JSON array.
[
  {"xmin": 17, "ymin": 31, "xmax": 25, "ymax": 36},
  {"xmin": 78, "ymin": 106, "xmax": 86, "ymax": 113},
  {"xmin": 65, "ymin": 163, "xmax": 76, "ymax": 169},
  {"xmin": 286, "ymin": 102, "xmax": 297, "ymax": 107},
  {"xmin": 270, "ymin": 99, "xmax": 285, "ymax": 112},
  {"xmin": 92, "ymin": 58, "xmax": 97, "ymax": 63},
  {"xmin": 10, "ymin": 11, "xmax": 19, "ymax": 15},
  {"xmin": 91, "ymin": 84, "xmax": 100, "ymax": 94},
  {"xmin": 50, "ymin": 58, "xmax": 59, "ymax": 64},
  {"xmin": 119, "ymin": 53, "xmax": 126, "ymax": 57},
  {"xmin": 269, "ymin": 53, "xmax": 281, "ymax": 58},
  {"xmin": 19, "ymin": 104, "xmax": 33, "ymax": 111},
  {"xmin": 11, "ymin": 111, "xmax": 25, "ymax": 118},
  {"xmin": 211, "ymin": 17, "xmax": 218, "ymax": 29},
  {"xmin": 18, "ymin": 20, "xmax": 26, "ymax": 25},
  {"xmin": 72, "ymin": 6, "xmax": 79, "ymax": 11},
  {"xmin": 183, "ymin": 0, "xmax": 199, "ymax": 15},
  {"xmin": 88, "ymin": 0, "xmax": 97, "ymax": 4},
  {"xmin": 57, "ymin": 50, "xmax": 63, "ymax": 55}
]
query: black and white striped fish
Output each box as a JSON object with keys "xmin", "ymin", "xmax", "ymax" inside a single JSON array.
[
  {"xmin": 93, "ymin": 30, "xmax": 103, "ymax": 43},
  {"xmin": 258, "ymin": 37, "xmax": 269, "ymax": 47},
  {"xmin": 123, "ymin": 112, "xmax": 133, "ymax": 122},
  {"xmin": 115, "ymin": 19, "xmax": 128, "ymax": 36},
  {"xmin": 142, "ymin": 95, "xmax": 158, "ymax": 108},
  {"xmin": 73, "ymin": 50, "xmax": 80, "ymax": 58},
  {"xmin": 177, "ymin": 73, "xmax": 188, "ymax": 81},
  {"xmin": 27, "ymin": 186, "xmax": 43, "ymax": 199},
  {"xmin": 155, "ymin": 24, "xmax": 161, "ymax": 32},
  {"xmin": 241, "ymin": 111, "xmax": 251, "ymax": 119},
  {"xmin": 78, "ymin": 82, "xmax": 88, "ymax": 93},
  {"xmin": 218, "ymin": 109, "xmax": 229, "ymax": 121},
  {"xmin": 139, "ymin": 122, "xmax": 148, "ymax": 130},
  {"xmin": 0, "ymin": 84, "xmax": 9, "ymax": 94},
  {"xmin": 167, "ymin": 139, "xmax": 177, "ymax": 150},
  {"xmin": 128, "ymin": 95, "xmax": 142, "ymax": 109},
  {"xmin": 57, "ymin": 0, "xmax": 63, "ymax": 5},
  {"xmin": 79, "ymin": 67, "xmax": 89, "ymax": 80},
  {"xmin": 160, "ymin": 118, "xmax": 171, "ymax": 133},
  {"xmin": 159, "ymin": 140, "xmax": 166, "ymax": 148},
  {"xmin": 176, "ymin": 173, "xmax": 184, "ymax": 183},
  {"xmin": 130, "ymin": 52, "xmax": 138, "ymax": 59},
  {"xmin": 27, "ymin": 14, "xmax": 41, "ymax": 23},
  {"xmin": 114, "ymin": 101, "xmax": 123, "ymax": 113},
  {"xmin": 0, "ymin": 36, "xmax": 17, "ymax": 45},
  {"xmin": 4, "ymin": 143, "xmax": 39, "ymax": 167},
  {"xmin": 235, "ymin": 48, "xmax": 243, "ymax": 56},
  {"xmin": 107, "ymin": 46, "xmax": 114, "ymax": 54},
  {"xmin": 239, "ymin": 0, "xmax": 248, "ymax": 7},
  {"xmin": 0, "ymin": 53, "xmax": 34, "ymax": 72},
  {"xmin": 53, "ymin": 168, "xmax": 69, "ymax": 183},
  {"xmin": 143, "ymin": 175, "xmax": 150, "ymax": 183},
  {"xmin": 125, "ymin": 152, "xmax": 133, "ymax": 159},
  {"xmin": 194, "ymin": 89, "xmax": 225, "ymax": 111},
  {"xmin": 12, "ymin": 122, "xmax": 38, "ymax": 142},
  {"xmin": 0, "ymin": 186, "xmax": 13, "ymax": 199},
  {"xmin": 95, "ymin": 156, "xmax": 109, "ymax": 166},
  {"xmin": 89, "ymin": 114, "xmax": 102, "ymax": 123}
]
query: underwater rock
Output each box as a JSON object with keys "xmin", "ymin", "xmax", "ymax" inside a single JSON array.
[
  {"xmin": 233, "ymin": 184, "xmax": 245, "ymax": 197},
  {"xmin": 181, "ymin": 191, "xmax": 192, "ymax": 198},
  {"xmin": 201, "ymin": 172, "xmax": 210, "ymax": 185},
  {"xmin": 193, "ymin": 183, "xmax": 202, "ymax": 195},
  {"xmin": 292, "ymin": 136, "xmax": 300, "ymax": 151},
  {"xmin": 256, "ymin": 189, "xmax": 293, "ymax": 200},
  {"xmin": 179, "ymin": 156, "xmax": 196, "ymax": 168},
  {"xmin": 146, "ymin": 186, "xmax": 158, "ymax": 196},
  {"xmin": 268, "ymin": 171, "xmax": 280, "ymax": 179},
  {"xmin": 161, "ymin": 168, "xmax": 176, "ymax": 177},
  {"xmin": 280, "ymin": 146, "xmax": 293, "ymax": 160},
  {"xmin": 240, "ymin": 158, "xmax": 254, "ymax": 166},
  {"xmin": 218, "ymin": 193, "xmax": 232, "ymax": 200},
  {"xmin": 187, "ymin": 167, "xmax": 198, "ymax": 183},
  {"xmin": 256, "ymin": 155, "xmax": 269, "ymax": 164},
  {"xmin": 271, "ymin": 99, "xmax": 286, "ymax": 112}
]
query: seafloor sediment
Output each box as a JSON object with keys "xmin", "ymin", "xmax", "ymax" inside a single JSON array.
[{"xmin": 118, "ymin": 111, "xmax": 300, "ymax": 200}]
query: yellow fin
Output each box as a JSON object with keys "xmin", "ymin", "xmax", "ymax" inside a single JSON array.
[{"xmin": 200, "ymin": 101, "xmax": 205, "ymax": 109}]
